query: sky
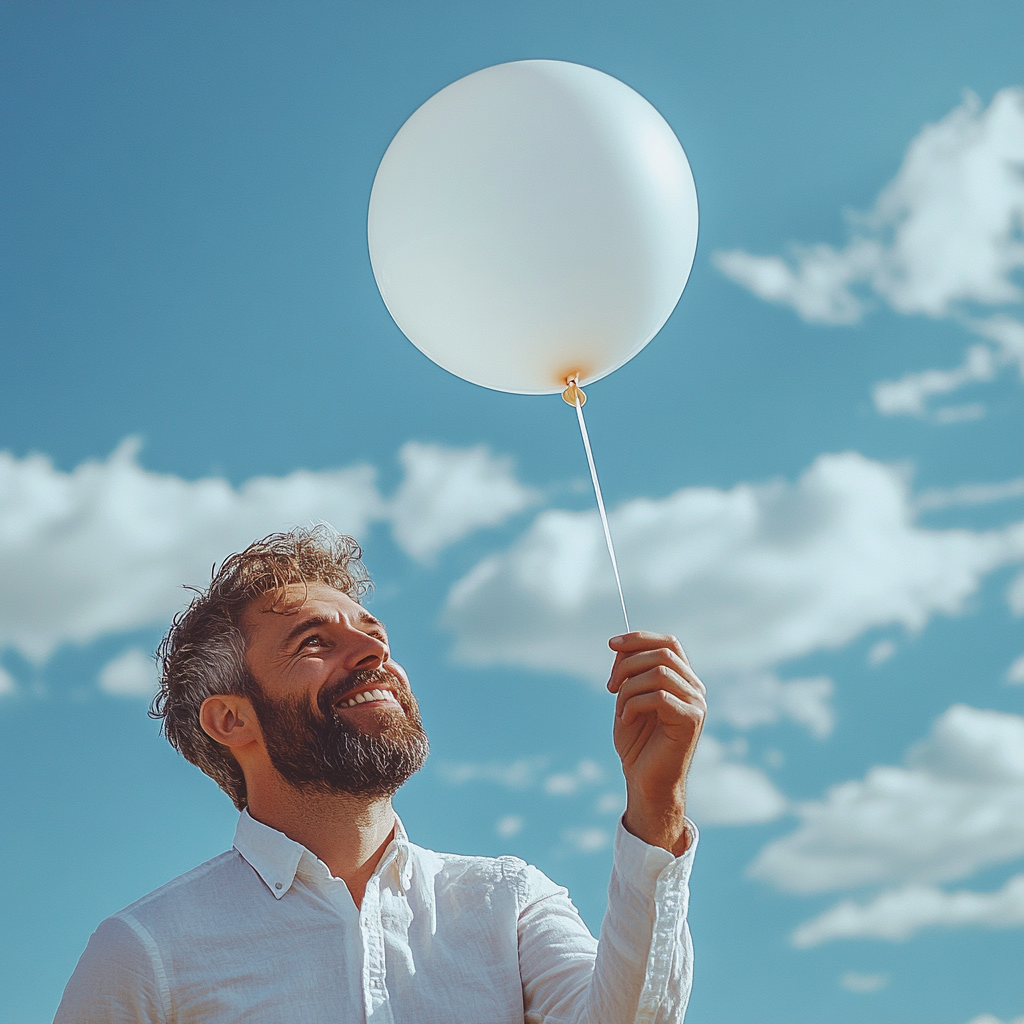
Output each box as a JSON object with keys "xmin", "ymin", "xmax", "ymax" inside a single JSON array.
[{"xmin": 1, "ymin": 2, "xmax": 1022, "ymax": 1022}]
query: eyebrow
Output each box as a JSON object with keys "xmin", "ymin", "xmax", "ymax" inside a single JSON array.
[{"xmin": 279, "ymin": 611, "xmax": 386, "ymax": 651}]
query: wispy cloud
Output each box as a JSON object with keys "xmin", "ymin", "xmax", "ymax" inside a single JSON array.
[
  {"xmin": 793, "ymin": 873, "xmax": 1024, "ymax": 947},
  {"xmin": 98, "ymin": 648, "xmax": 158, "ymax": 698}
]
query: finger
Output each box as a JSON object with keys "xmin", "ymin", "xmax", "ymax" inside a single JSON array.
[
  {"xmin": 607, "ymin": 647, "xmax": 704, "ymax": 696},
  {"xmin": 617, "ymin": 688, "xmax": 704, "ymax": 730},
  {"xmin": 615, "ymin": 668, "xmax": 707, "ymax": 720},
  {"xmin": 609, "ymin": 631, "xmax": 690, "ymax": 667}
]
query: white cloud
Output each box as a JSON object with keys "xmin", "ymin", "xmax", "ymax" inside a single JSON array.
[
  {"xmin": 749, "ymin": 705, "xmax": 1024, "ymax": 894},
  {"xmin": 867, "ymin": 640, "xmax": 896, "ymax": 666},
  {"xmin": 98, "ymin": 648, "xmax": 158, "ymax": 698},
  {"xmin": 444, "ymin": 453, "xmax": 1024, "ymax": 730},
  {"xmin": 872, "ymin": 344, "xmax": 996, "ymax": 418},
  {"xmin": 595, "ymin": 791, "xmax": 625, "ymax": 815},
  {"xmin": 687, "ymin": 734, "xmax": 788, "ymax": 826},
  {"xmin": 1007, "ymin": 654, "xmax": 1024, "ymax": 685},
  {"xmin": 437, "ymin": 756, "xmax": 547, "ymax": 789},
  {"xmin": 916, "ymin": 476, "xmax": 1024, "ymax": 511},
  {"xmin": 839, "ymin": 972, "xmax": 889, "ymax": 994},
  {"xmin": 0, "ymin": 665, "xmax": 16, "ymax": 698},
  {"xmin": 561, "ymin": 827, "xmax": 610, "ymax": 853},
  {"xmin": 0, "ymin": 438, "xmax": 540, "ymax": 664},
  {"xmin": 967, "ymin": 1016, "xmax": 1024, "ymax": 1024},
  {"xmin": 543, "ymin": 758, "xmax": 603, "ymax": 796},
  {"xmin": 495, "ymin": 815, "xmax": 524, "ymax": 838},
  {"xmin": 1008, "ymin": 572, "xmax": 1024, "ymax": 615},
  {"xmin": 715, "ymin": 88, "xmax": 1024, "ymax": 418},
  {"xmin": 792, "ymin": 873, "xmax": 1024, "ymax": 947},
  {"xmin": 714, "ymin": 673, "xmax": 835, "ymax": 738},
  {"xmin": 388, "ymin": 442, "xmax": 539, "ymax": 563},
  {"xmin": 715, "ymin": 88, "xmax": 1024, "ymax": 324}
]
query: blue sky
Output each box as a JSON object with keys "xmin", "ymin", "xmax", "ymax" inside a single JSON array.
[{"xmin": 1, "ymin": 3, "xmax": 1022, "ymax": 1022}]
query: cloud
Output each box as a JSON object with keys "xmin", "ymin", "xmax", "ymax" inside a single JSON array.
[
  {"xmin": 437, "ymin": 756, "xmax": 548, "ymax": 789},
  {"xmin": 792, "ymin": 873, "xmax": 1024, "ymax": 947},
  {"xmin": 839, "ymin": 972, "xmax": 889, "ymax": 994},
  {"xmin": 715, "ymin": 88, "xmax": 1024, "ymax": 418},
  {"xmin": 0, "ymin": 665, "xmax": 16, "ymax": 698},
  {"xmin": 444, "ymin": 453, "xmax": 1024, "ymax": 731},
  {"xmin": 98, "ymin": 648, "xmax": 158, "ymax": 698},
  {"xmin": 715, "ymin": 88, "xmax": 1024, "ymax": 324},
  {"xmin": 495, "ymin": 815, "xmax": 524, "ymax": 838},
  {"xmin": 561, "ymin": 827, "xmax": 610, "ymax": 853},
  {"xmin": 967, "ymin": 1016, "xmax": 1024, "ymax": 1024},
  {"xmin": 872, "ymin": 344, "xmax": 996, "ymax": 418},
  {"xmin": 0, "ymin": 438, "xmax": 537, "ymax": 664},
  {"xmin": 687, "ymin": 734, "xmax": 788, "ymax": 826},
  {"xmin": 749, "ymin": 705, "xmax": 1024, "ymax": 894},
  {"xmin": 867, "ymin": 640, "xmax": 896, "ymax": 666},
  {"xmin": 1007, "ymin": 654, "xmax": 1024, "ymax": 685},
  {"xmin": 916, "ymin": 476, "xmax": 1024, "ymax": 512},
  {"xmin": 387, "ymin": 442, "xmax": 539, "ymax": 563},
  {"xmin": 543, "ymin": 758, "xmax": 603, "ymax": 796}
]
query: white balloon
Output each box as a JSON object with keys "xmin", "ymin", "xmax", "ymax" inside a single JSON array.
[{"xmin": 368, "ymin": 60, "xmax": 698, "ymax": 395}]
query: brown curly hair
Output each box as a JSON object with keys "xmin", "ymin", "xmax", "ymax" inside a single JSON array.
[{"xmin": 151, "ymin": 525, "xmax": 373, "ymax": 809}]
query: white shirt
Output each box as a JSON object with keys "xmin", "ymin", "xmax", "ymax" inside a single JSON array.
[{"xmin": 55, "ymin": 811, "xmax": 697, "ymax": 1024}]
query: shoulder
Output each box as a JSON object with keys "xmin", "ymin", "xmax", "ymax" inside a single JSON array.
[
  {"xmin": 409, "ymin": 844, "xmax": 566, "ymax": 911},
  {"xmin": 98, "ymin": 849, "xmax": 258, "ymax": 944}
]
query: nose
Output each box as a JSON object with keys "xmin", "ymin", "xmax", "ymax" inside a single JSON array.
[{"xmin": 340, "ymin": 622, "xmax": 388, "ymax": 673}]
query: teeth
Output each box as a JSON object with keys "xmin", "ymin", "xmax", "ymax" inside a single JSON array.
[{"xmin": 340, "ymin": 688, "xmax": 395, "ymax": 708}]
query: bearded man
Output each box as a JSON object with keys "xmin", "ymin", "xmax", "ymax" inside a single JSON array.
[{"xmin": 55, "ymin": 526, "xmax": 706, "ymax": 1023}]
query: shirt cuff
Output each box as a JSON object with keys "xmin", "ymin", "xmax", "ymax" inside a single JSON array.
[{"xmin": 614, "ymin": 816, "xmax": 699, "ymax": 893}]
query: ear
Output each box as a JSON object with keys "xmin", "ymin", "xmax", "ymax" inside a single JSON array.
[{"xmin": 200, "ymin": 694, "xmax": 260, "ymax": 750}]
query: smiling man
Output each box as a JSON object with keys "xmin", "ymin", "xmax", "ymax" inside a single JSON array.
[{"xmin": 55, "ymin": 526, "xmax": 705, "ymax": 1024}]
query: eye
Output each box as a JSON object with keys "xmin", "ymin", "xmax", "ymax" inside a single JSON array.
[{"xmin": 300, "ymin": 634, "xmax": 326, "ymax": 650}]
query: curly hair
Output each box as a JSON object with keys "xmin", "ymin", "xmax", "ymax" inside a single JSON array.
[{"xmin": 151, "ymin": 525, "xmax": 373, "ymax": 809}]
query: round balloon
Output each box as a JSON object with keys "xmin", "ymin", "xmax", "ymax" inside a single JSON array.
[{"xmin": 368, "ymin": 60, "xmax": 698, "ymax": 395}]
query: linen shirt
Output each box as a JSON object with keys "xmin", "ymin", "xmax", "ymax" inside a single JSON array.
[{"xmin": 55, "ymin": 810, "xmax": 697, "ymax": 1024}]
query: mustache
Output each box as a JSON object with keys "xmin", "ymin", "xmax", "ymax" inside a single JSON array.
[{"xmin": 318, "ymin": 666, "xmax": 402, "ymax": 717}]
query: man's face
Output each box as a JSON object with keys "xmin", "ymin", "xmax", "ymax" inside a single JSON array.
[{"xmin": 239, "ymin": 582, "xmax": 428, "ymax": 797}]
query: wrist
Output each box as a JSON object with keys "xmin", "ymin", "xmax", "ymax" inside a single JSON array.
[{"xmin": 622, "ymin": 791, "xmax": 691, "ymax": 856}]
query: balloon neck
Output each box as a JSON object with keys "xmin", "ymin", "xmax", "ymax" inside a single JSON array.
[{"xmin": 562, "ymin": 377, "xmax": 587, "ymax": 407}]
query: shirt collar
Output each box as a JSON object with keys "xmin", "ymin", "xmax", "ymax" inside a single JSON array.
[{"xmin": 233, "ymin": 809, "xmax": 412, "ymax": 899}]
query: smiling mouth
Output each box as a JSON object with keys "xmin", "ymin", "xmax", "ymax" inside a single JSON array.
[{"xmin": 334, "ymin": 686, "xmax": 402, "ymax": 710}]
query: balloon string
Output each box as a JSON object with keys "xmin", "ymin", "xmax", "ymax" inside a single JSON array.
[{"xmin": 571, "ymin": 388, "xmax": 630, "ymax": 633}]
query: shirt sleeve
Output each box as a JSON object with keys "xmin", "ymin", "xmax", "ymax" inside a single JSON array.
[
  {"xmin": 53, "ymin": 915, "xmax": 169, "ymax": 1024},
  {"xmin": 518, "ymin": 819, "xmax": 697, "ymax": 1024}
]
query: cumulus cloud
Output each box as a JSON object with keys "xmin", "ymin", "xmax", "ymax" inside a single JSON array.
[
  {"xmin": 749, "ymin": 705, "xmax": 1024, "ymax": 894},
  {"xmin": 0, "ymin": 438, "xmax": 536, "ymax": 664},
  {"xmin": 444, "ymin": 453, "xmax": 1024, "ymax": 733},
  {"xmin": 687, "ymin": 734, "xmax": 788, "ymax": 826},
  {"xmin": 715, "ymin": 88, "xmax": 1024, "ymax": 417},
  {"xmin": 0, "ymin": 665, "xmax": 16, "ymax": 698},
  {"xmin": 792, "ymin": 873, "xmax": 1024, "ymax": 947},
  {"xmin": 543, "ymin": 759, "xmax": 603, "ymax": 796},
  {"xmin": 967, "ymin": 1016, "xmax": 1024, "ymax": 1024},
  {"xmin": 98, "ymin": 648, "xmax": 158, "ymax": 698},
  {"xmin": 561, "ymin": 827, "xmax": 610, "ymax": 854},
  {"xmin": 1007, "ymin": 654, "xmax": 1024, "ymax": 685},
  {"xmin": 495, "ymin": 815, "xmax": 524, "ymax": 838},
  {"xmin": 387, "ymin": 442, "xmax": 539, "ymax": 563},
  {"xmin": 715, "ymin": 88, "xmax": 1024, "ymax": 324}
]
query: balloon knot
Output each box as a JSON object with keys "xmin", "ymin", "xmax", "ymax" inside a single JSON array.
[{"xmin": 562, "ymin": 377, "xmax": 587, "ymax": 407}]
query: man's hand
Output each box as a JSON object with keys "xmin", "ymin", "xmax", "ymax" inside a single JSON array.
[{"xmin": 607, "ymin": 631, "xmax": 705, "ymax": 856}]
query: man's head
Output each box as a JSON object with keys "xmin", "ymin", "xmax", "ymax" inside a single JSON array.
[{"xmin": 153, "ymin": 527, "xmax": 428, "ymax": 810}]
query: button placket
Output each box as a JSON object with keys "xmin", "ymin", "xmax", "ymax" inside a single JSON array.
[{"xmin": 359, "ymin": 877, "xmax": 394, "ymax": 1023}]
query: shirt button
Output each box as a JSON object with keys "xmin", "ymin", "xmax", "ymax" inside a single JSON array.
[{"xmin": 275, "ymin": 882, "xmax": 283, "ymax": 890}]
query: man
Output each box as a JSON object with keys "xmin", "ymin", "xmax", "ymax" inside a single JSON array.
[{"xmin": 55, "ymin": 526, "xmax": 706, "ymax": 1023}]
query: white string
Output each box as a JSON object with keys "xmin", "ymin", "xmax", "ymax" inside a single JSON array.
[{"xmin": 573, "ymin": 391, "xmax": 630, "ymax": 632}]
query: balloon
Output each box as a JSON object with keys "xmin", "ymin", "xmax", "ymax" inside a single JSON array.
[{"xmin": 368, "ymin": 60, "xmax": 698, "ymax": 395}]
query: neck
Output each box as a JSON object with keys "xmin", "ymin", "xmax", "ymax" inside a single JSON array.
[{"xmin": 247, "ymin": 784, "xmax": 397, "ymax": 909}]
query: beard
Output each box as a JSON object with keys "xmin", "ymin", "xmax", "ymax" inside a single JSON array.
[{"xmin": 247, "ymin": 667, "xmax": 429, "ymax": 798}]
